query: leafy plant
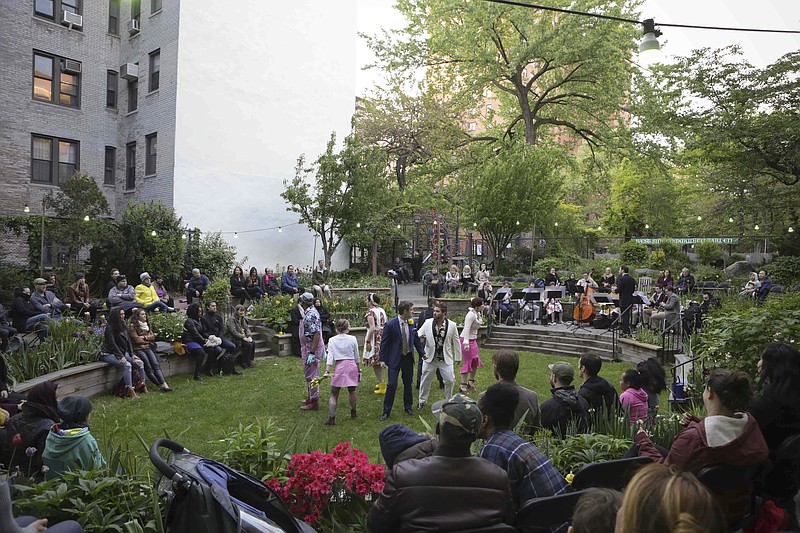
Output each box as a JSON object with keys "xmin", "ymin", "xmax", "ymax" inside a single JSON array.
[
  {"xmin": 249, "ymin": 296, "xmax": 296, "ymax": 332},
  {"xmin": 768, "ymin": 256, "xmax": 800, "ymax": 287},
  {"xmin": 619, "ymin": 241, "xmax": 649, "ymax": 266},
  {"xmin": 148, "ymin": 311, "xmax": 186, "ymax": 342},
  {"xmin": 202, "ymin": 278, "xmax": 232, "ymax": 311},
  {"xmin": 531, "ymin": 431, "xmax": 631, "ymax": 476},
  {"xmin": 695, "ymin": 241, "xmax": 722, "ymax": 265}
]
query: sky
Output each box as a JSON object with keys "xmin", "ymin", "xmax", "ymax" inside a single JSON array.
[{"xmin": 355, "ymin": 0, "xmax": 800, "ymax": 94}]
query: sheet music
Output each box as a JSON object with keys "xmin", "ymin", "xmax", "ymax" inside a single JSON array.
[{"xmin": 634, "ymin": 291, "xmax": 650, "ymax": 305}]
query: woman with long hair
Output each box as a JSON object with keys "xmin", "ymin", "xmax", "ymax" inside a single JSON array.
[
  {"xmin": 128, "ymin": 309, "xmax": 171, "ymax": 392},
  {"xmin": 99, "ymin": 307, "xmax": 146, "ymax": 398},
  {"xmin": 362, "ymin": 293, "xmax": 387, "ymax": 395},
  {"xmin": 229, "ymin": 266, "xmax": 248, "ymax": 302},
  {"xmin": 246, "ymin": 267, "xmax": 266, "ymax": 301},
  {"xmin": 183, "ymin": 303, "xmax": 209, "ymax": 381},
  {"xmin": 4, "ymin": 381, "xmax": 59, "ymax": 478},
  {"xmin": 637, "ymin": 357, "xmax": 667, "ymax": 421},
  {"xmin": 476, "ymin": 263, "xmax": 492, "ymax": 301},
  {"xmin": 459, "ymin": 297, "xmax": 485, "ymax": 393},
  {"xmin": 615, "ymin": 463, "xmax": 726, "ymax": 533}
]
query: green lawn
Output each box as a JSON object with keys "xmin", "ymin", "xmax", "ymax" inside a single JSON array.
[{"xmin": 91, "ymin": 350, "xmax": 635, "ymax": 466}]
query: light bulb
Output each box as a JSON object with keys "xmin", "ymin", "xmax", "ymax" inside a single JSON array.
[
  {"xmin": 754, "ymin": 224, "xmax": 760, "ymax": 230},
  {"xmin": 554, "ymin": 222, "xmax": 558, "ymax": 227},
  {"xmin": 473, "ymin": 222, "xmax": 477, "ymax": 227},
  {"xmin": 396, "ymin": 224, "xmax": 401, "ymax": 229},
  {"xmin": 516, "ymin": 220, "xmax": 520, "ymax": 226},
  {"xmin": 645, "ymin": 224, "xmax": 650, "ymax": 229},
  {"xmin": 278, "ymin": 227, "xmax": 283, "ymax": 233},
  {"xmin": 23, "ymin": 204, "xmax": 31, "ymax": 213},
  {"xmin": 597, "ymin": 226, "xmax": 602, "ymax": 231},
  {"xmin": 789, "ymin": 227, "xmax": 795, "ymax": 233},
  {"xmin": 83, "ymin": 215, "xmax": 90, "ymax": 221},
  {"xmin": 150, "ymin": 230, "xmax": 157, "ymax": 236},
  {"xmin": 234, "ymin": 232, "xmax": 238, "ymax": 238},
  {"xmin": 181, "ymin": 234, "xmax": 187, "ymax": 240},
  {"xmin": 728, "ymin": 217, "xmax": 734, "ymax": 223},
  {"xmin": 697, "ymin": 216, "xmax": 702, "ymax": 221},
  {"xmin": 356, "ymin": 222, "xmax": 361, "ymax": 228}
]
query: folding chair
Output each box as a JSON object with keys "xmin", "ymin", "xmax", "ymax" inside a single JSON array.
[
  {"xmin": 514, "ymin": 491, "xmax": 583, "ymax": 533},
  {"xmin": 637, "ymin": 276, "xmax": 652, "ymax": 294},
  {"xmin": 571, "ymin": 456, "xmax": 653, "ymax": 491}
]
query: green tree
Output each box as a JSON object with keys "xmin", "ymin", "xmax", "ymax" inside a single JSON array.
[
  {"xmin": 281, "ymin": 133, "xmax": 388, "ymax": 267},
  {"xmin": 183, "ymin": 231, "xmax": 238, "ymax": 281},
  {"xmin": 365, "ymin": 0, "xmax": 639, "ymax": 148},
  {"xmin": 462, "ymin": 144, "xmax": 560, "ymax": 262},
  {"xmin": 45, "ymin": 173, "xmax": 110, "ymax": 276}
]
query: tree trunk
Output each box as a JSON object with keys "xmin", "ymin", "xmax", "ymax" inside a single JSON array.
[{"xmin": 514, "ymin": 79, "xmax": 537, "ymax": 146}]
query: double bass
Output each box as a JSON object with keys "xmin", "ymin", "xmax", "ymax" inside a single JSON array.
[{"xmin": 574, "ymin": 284, "xmax": 596, "ymax": 323}]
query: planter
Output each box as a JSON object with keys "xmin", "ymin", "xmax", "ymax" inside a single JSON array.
[{"xmin": 617, "ymin": 337, "xmax": 664, "ymax": 364}]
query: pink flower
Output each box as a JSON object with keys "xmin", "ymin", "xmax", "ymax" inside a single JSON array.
[{"xmin": 11, "ymin": 434, "xmax": 21, "ymax": 447}]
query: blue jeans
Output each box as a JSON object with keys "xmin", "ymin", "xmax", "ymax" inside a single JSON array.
[
  {"xmin": 144, "ymin": 301, "xmax": 172, "ymax": 313},
  {"xmin": 25, "ymin": 314, "xmax": 50, "ymax": 340},
  {"xmin": 99, "ymin": 352, "xmax": 144, "ymax": 388},
  {"xmin": 134, "ymin": 347, "xmax": 166, "ymax": 386}
]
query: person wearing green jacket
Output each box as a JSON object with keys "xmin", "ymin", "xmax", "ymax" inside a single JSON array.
[{"xmin": 42, "ymin": 396, "xmax": 105, "ymax": 480}]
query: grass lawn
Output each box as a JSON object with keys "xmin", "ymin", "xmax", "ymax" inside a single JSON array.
[{"xmin": 91, "ymin": 350, "xmax": 636, "ymax": 467}]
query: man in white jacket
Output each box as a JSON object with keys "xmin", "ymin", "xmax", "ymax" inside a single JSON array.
[{"xmin": 417, "ymin": 303, "xmax": 460, "ymax": 409}]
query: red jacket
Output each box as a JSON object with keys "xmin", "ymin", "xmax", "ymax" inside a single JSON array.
[{"xmin": 635, "ymin": 412, "xmax": 768, "ymax": 473}]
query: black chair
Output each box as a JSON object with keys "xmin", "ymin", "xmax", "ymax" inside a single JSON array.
[
  {"xmin": 717, "ymin": 281, "xmax": 732, "ymax": 290},
  {"xmin": 458, "ymin": 524, "xmax": 519, "ymax": 533},
  {"xmin": 514, "ymin": 491, "xmax": 583, "ymax": 533},
  {"xmin": 571, "ymin": 456, "xmax": 653, "ymax": 491},
  {"xmin": 770, "ymin": 285, "xmax": 784, "ymax": 294},
  {"xmin": 697, "ymin": 463, "xmax": 761, "ymax": 529}
]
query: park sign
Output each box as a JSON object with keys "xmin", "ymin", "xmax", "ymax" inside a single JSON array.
[{"xmin": 632, "ymin": 237, "xmax": 740, "ymax": 245}]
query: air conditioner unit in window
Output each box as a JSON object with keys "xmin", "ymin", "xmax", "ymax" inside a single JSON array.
[
  {"xmin": 128, "ymin": 19, "xmax": 140, "ymax": 35},
  {"xmin": 120, "ymin": 63, "xmax": 139, "ymax": 80},
  {"xmin": 62, "ymin": 59, "xmax": 82, "ymax": 74},
  {"xmin": 61, "ymin": 10, "xmax": 83, "ymax": 27}
]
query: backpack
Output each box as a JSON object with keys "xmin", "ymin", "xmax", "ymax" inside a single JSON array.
[
  {"xmin": 112, "ymin": 366, "xmax": 143, "ymax": 397},
  {"xmin": 505, "ymin": 316, "xmax": 516, "ymax": 326}
]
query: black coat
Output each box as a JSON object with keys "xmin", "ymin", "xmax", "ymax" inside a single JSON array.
[
  {"xmin": 201, "ymin": 312, "xmax": 225, "ymax": 338},
  {"xmin": 579, "ymin": 376, "xmax": 619, "ymax": 413},
  {"xmin": 540, "ymin": 386, "xmax": 590, "ymax": 437},
  {"xmin": 182, "ymin": 318, "xmax": 207, "ymax": 345},
  {"xmin": 617, "ymin": 273, "xmax": 636, "ymax": 309},
  {"xmin": 11, "ymin": 296, "xmax": 40, "ymax": 331},
  {"xmin": 101, "ymin": 325, "xmax": 134, "ymax": 357}
]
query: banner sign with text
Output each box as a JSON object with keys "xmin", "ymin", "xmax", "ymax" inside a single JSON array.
[{"xmin": 632, "ymin": 237, "xmax": 740, "ymax": 245}]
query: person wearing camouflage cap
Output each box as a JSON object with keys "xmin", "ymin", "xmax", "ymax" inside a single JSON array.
[{"xmin": 368, "ymin": 393, "xmax": 514, "ymax": 532}]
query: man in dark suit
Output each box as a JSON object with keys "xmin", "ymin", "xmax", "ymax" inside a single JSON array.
[
  {"xmin": 617, "ymin": 265, "xmax": 636, "ymax": 335},
  {"xmin": 380, "ymin": 300, "xmax": 425, "ymax": 420}
]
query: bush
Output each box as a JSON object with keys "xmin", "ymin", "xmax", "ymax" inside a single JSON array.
[
  {"xmin": 649, "ymin": 250, "xmax": 666, "ymax": 269},
  {"xmin": 532, "ymin": 432, "xmax": 631, "ymax": 476},
  {"xmin": 149, "ymin": 310, "xmax": 186, "ymax": 342},
  {"xmin": 534, "ymin": 257, "xmax": 564, "ymax": 277},
  {"xmin": 691, "ymin": 264, "xmax": 724, "ymax": 282},
  {"xmin": 659, "ymin": 240, "xmax": 681, "ymax": 261},
  {"xmin": 213, "ymin": 419, "xmax": 305, "ymax": 482},
  {"xmin": 202, "ymin": 277, "xmax": 232, "ymax": 310},
  {"xmin": 695, "ymin": 241, "xmax": 722, "ymax": 265},
  {"xmin": 768, "ymin": 256, "xmax": 800, "ymax": 287},
  {"xmin": 249, "ymin": 296, "xmax": 296, "ymax": 332},
  {"xmin": 619, "ymin": 241, "xmax": 649, "ymax": 266},
  {"xmin": 183, "ymin": 231, "xmax": 237, "ymax": 281}
]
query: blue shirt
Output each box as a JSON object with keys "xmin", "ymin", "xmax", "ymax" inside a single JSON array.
[{"xmin": 479, "ymin": 429, "xmax": 570, "ymax": 508}]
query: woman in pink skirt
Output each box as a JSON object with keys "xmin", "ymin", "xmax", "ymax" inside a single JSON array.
[
  {"xmin": 322, "ymin": 319, "xmax": 361, "ymax": 426},
  {"xmin": 459, "ymin": 297, "xmax": 485, "ymax": 394}
]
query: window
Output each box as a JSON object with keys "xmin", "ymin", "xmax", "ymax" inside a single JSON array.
[
  {"xmin": 106, "ymin": 71, "xmax": 118, "ymax": 108},
  {"xmin": 145, "ymin": 133, "xmax": 157, "ymax": 175},
  {"xmin": 35, "ymin": 0, "xmax": 81, "ymax": 21},
  {"xmin": 125, "ymin": 142, "xmax": 136, "ymax": 190},
  {"xmin": 31, "ymin": 134, "xmax": 79, "ymax": 184},
  {"xmin": 104, "ymin": 146, "xmax": 116, "ymax": 184},
  {"xmin": 151, "ymin": 0, "xmax": 162, "ymax": 13},
  {"xmin": 108, "ymin": 0, "xmax": 119, "ymax": 34},
  {"xmin": 149, "ymin": 49, "xmax": 160, "ymax": 92},
  {"xmin": 128, "ymin": 79, "xmax": 138, "ymax": 112},
  {"xmin": 131, "ymin": 0, "xmax": 141, "ymax": 22},
  {"xmin": 33, "ymin": 52, "xmax": 80, "ymax": 107},
  {"xmin": 468, "ymin": 122, "xmax": 477, "ymax": 132}
]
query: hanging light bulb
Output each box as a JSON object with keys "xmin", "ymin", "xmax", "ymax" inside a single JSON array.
[
  {"xmin": 396, "ymin": 224, "xmax": 401, "ymax": 229},
  {"xmin": 234, "ymin": 232, "xmax": 238, "ymax": 238},
  {"xmin": 554, "ymin": 222, "xmax": 558, "ymax": 227},
  {"xmin": 181, "ymin": 233, "xmax": 187, "ymax": 240},
  {"xmin": 645, "ymin": 224, "xmax": 650, "ymax": 229},
  {"xmin": 278, "ymin": 227, "xmax": 283, "ymax": 233},
  {"xmin": 728, "ymin": 217, "xmax": 734, "ymax": 223},
  {"xmin": 516, "ymin": 220, "xmax": 520, "ymax": 226},
  {"xmin": 597, "ymin": 225, "xmax": 602, "ymax": 231},
  {"xmin": 23, "ymin": 204, "xmax": 31, "ymax": 213},
  {"xmin": 433, "ymin": 220, "xmax": 438, "ymax": 225},
  {"xmin": 83, "ymin": 215, "xmax": 90, "ymax": 221},
  {"xmin": 473, "ymin": 222, "xmax": 477, "ymax": 228},
  {"xmin": 697, "ymin": 216, "xmax": 702, "ymax": 221},
  {"xmin": 789, "ymin": 227, "xmax": 795, "ymax": 233},
  {"xmin": 754, "ymin": 224, "xmax": 760, "ymax": 231},
  {"xmin": 150, "ymin": 230, "xmax": 157, "ymax": 237},
  {"xmin": 356, "ymin": 222, "xmax": 361, "ymax": 228},
  {"xmin": 639, "ymin": 19, "xmax": 661, "ymax": 53}
]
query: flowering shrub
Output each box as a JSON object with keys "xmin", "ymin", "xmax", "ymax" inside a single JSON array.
[
  {"xmin": 267, "ymin": 442, "xmax": 384, "ymax": 527},
  {"xmin": 249, "ymin": 297, "xmax": 295, "ymax": 332},
  {"xmin": 149, "ymin": 310, "xmax": 186, "ymax": 341}
]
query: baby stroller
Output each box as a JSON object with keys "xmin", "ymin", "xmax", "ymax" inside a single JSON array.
[{"xmin": 150, "ymin": 438, "xmax": 316, "ymax": 533}]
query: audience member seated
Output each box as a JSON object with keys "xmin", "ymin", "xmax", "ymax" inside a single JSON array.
[
  {"xmin": 675, "ymin": 267, "xmax": 695, "ymax": 295},
  {"xmin": 648, "ymin": 285, "xmax": 680, "ymax": 332},
  {"xmin": 578, "ymin": 353, "xmax": 619, "ymax": 416},
  {"xmin": 311, "ymin": 260, "xmax": 332, "ymax": 300},
  {"xmin": 0, "ymin": 293, "xmax": 18, "ymax": 352},
  {"xmin": 460, "ymin": 265, "xmax": 477, "ymax": 293},
  {"xmin": 135, "ymin": 273, "xmax": 175, "ymax": 313},
  {"xmin": 476, "ymin": 263, "xmax": 493, "ymax": 301},
  {"xmin": 756, "ymin": 270, "xmax": 772, "ymax": 302},
  {"xmin": 637, "ymin": 358, "xmax": 667, "ymax": 422},
  {"xmin": 314, "ymin": 298, "xmax": 334, "ymax": 344},
  {"xmin": 545, "ymin": 296, "xmax": 564, "ymax": 325},
  {"xmin": 128, "ymin": 309, "xmax": 172, "ymax": 392},
  {"xmin": 519, "ymin": 282, "xmax": 541, "ymax": 325},
  {"xmin": 107, "ymin": 276, "xmax": 139, "ymax": 314},
  {"xmin": 655, "ymin": 269, "xmax": 674, "ymax": 289},
  {"xmin": 739, "ymin": 271, "xmax": 760, "ymax": 298},
  {"xmin": 445, "ymin": 264, "xmax": 460, "ymax": 294},
  {"xmin": 615, "ymin": 463, "xmax": 726, "ymax": 533},
  {"xmin": 600, "ymin": 267, "xmax": 615, "ymax": 293},
  {"xmin": 545, "ymin": 267, "xmax": 561, "ymax": 287},
  {"xmin": 229, "ymin": 266, "xmax": 248, "ymax": 303},
  {"xmin": 66, "ymin": 272, "xmax": 97, "ymax": 321},
  {"xmin": 99, "ymin": 307, "xmax": 146, "ymax": 398},
  {"xmin": 392, "ymin": 257, "xmax": 410, "ymax": 284},
  {"xmin": 152, "ymin": 273, "xmax": 174, "ymax": 308},
  {"xmin": 44, "ymin": 272, "xmax": 61, "ymax": 299},
  {"xmin": 750, "ymin": 343, "xmax": 800, "ymax": 520},
  {"xmin": 30, "ymin": 277, "xmax": 66, "ymax": 319},
  {"xmin": 200, "ymin": 301, "xmax": 238, "ymax": 376},
  {"xmin": 183, "ymin": 303, "xmax": 209, "ymax": 382},
  {"xmin": 619, "ymin": 369, "xmax": 648, "ymax": 426},
  {"xmin": 11, "ymin": 287, "xmax": 49, "ymax": 340},
  {"xmin": 1, "ymin": 478, "xmax": 84, "ymax": 533},
  {"xmin": 186, "ymin": 268, "xmax": 211, "ymax": 301},
  {"xmin": 226, "ymin": 304, "xmax": 255, "ymax": 369},
  {"xmin": 246, "ymin": 267, "xmax": 266, "ymax": 301},
  {"xmin": 104, "ymin": 268, "xmax": 120, "ymax": 302},
  {"xmin": 367, "ymin": 394, "xmax": 515, "ymax": 532},
  {"xmin": 5, "ymin": 381, "xmax": 59, "ymax": 479},
  {"xmin": 540, "ymin": 362, "xmax": 590, "ymax": 436},
  {"xmin": 260, "ymin": 268, "xmax": 280, "ymax": 297},
  {"xmin": 423, "ymin": 267, "xmax": 443, "ymax": 299},
  {"xmin": 479, "ymin": 382, "xmax": 571, "ymax": 509},
  {"xmin": 634, "ymin": 370, "xmax": 767, "ymax": 478},
  {"xmin": 564, "ymin": 273, "xmax": 578, "ymax": 299},
  {"xmin": 378, "ymin": 424, "xmax": 436, "ymax": 471},
  {"xmin": 43, "ymin": 396, "xmax": 106, "ymax": 480},
  {"xmin": 568, "ymin": 488, "xmax": 622, "ymax": 533},
  {"xmin": 280, "ymin": 265, "xmax": 304, "ymax": 296}
]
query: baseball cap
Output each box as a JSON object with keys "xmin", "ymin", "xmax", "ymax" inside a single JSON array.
[
  {"xmin": 431, "ymin": 394, "xmax": 482, "ymax": 439},
  {"xmin": 74, "ymin": 272, "xmax": 85, "ymax": 280},
  {"xmin": 33, "ymin": 278, "xmax": 47, "ymax": 285},
  {"xmin": 548, "ymin": 361, "xmax": 575, "ymax": 383},
  {"xmin": 300, "ymin": 292, "xmax": 315, "ymax": 304}
]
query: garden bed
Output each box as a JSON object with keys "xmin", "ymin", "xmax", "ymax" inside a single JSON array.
[{"xmin": 618, "ymin": 337, "xmax": 664, "ymax": 364}]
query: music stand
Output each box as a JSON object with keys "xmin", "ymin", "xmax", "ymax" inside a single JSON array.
[
  {"xmin": 494, "ymin": 289, "xmax": 512, "ymax": 323},
  {"xmin": 521, "ymin": 289, "xmax": 542, "ymax": 324},
  {"xmin": 544, "ymin": 287, "xmax": 566, "ymax": 326}
]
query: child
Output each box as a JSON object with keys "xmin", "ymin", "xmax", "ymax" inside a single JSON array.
[
  {"xmin": 322, "ymin": 319, "xmax": 361, "ymax": 426},
  {"xmin": 43, "ymin": 396, "xmax": 106, "ymax": 480},
  {"xmin": 619, "ymin": 369, "xmax": 649, "ymax": 426},
  {"xmin": 545, "ymin": 296, "xmax": 564, "ymax": 325}
]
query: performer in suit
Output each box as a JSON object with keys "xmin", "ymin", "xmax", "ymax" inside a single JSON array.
[
  {"xmin": 617, "ymin": 265, "xmax": 636, "ymax": 335},
  {"xmin": 380, "ymin": 300, "xmax": 425, "ymax": 421}
]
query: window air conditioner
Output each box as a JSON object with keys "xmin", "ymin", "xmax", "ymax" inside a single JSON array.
[
  {"xmin": 120, "ymin": 63, "xmax": 139, "ymax": 80},
  {"xmin": 62, "ymin": 59, "xmax": 82, "ymax": 74},
  {"xmin": 61, "ymin": 10, "xmax": 83, "ymax": 28},
  {"xmin": 128, "ymin": 19, "xmax": 140, "ymax": 35}
]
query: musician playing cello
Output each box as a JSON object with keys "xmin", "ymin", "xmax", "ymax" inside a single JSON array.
[{"xmin": 576, "ymin": 272, "xmax": 598, "ymax": 293}]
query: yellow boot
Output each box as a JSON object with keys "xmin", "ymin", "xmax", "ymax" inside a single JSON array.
[{"xmin": 374, "ymin": 381, "xmax": 387, "ymax": 395}]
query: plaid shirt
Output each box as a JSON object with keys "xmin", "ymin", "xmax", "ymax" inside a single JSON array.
[{"xmin": 479, "ymin": 429, "xmax": 571, "ymax": 508}]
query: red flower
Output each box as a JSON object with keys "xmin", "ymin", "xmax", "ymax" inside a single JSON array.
[{"xmin": 11, "ymin": 433, "xmax": 21, "ymax": 447}]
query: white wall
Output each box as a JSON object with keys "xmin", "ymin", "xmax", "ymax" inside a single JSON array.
[{"xmin": 173, "ymin": 1, "xmax": 357, "ymax": 272}]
